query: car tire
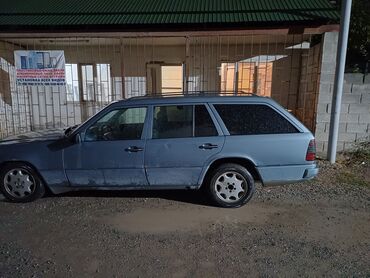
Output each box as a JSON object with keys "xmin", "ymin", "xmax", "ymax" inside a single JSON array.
[
  {"xmin": 0, "ymin": 163, "xmax": 45, "ymax": 203},
  {"xmin": 208, "ymin": 163, "xmax": 255, "ymax": 208}
]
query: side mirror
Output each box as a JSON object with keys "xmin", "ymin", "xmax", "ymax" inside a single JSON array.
[
  {"xmin": 74, "ymin": 133, "xmax": 82, "ymax": 143},
  {"xmin": 67, "ymin": 132, "xmax": 81, "ymax": 144}
]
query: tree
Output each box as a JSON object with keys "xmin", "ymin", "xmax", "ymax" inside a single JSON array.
[{"xmin": 346, "ymin": 0, "xmax": 370, "ymax": 73}]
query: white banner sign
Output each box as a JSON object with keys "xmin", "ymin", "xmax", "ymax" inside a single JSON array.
[{"xmin": 14, "ymin": 50, "xmax": 66, "ymax": 86}]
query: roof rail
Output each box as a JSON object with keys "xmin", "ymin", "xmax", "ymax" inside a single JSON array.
[{"xmin": 127, "ymin": 91, "xmax": 258, "ymax": 100}]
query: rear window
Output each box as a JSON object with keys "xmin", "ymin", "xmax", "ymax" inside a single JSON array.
[{"xmin": 214, "ymin": 104, "xmax": 298, "ymax": 135}]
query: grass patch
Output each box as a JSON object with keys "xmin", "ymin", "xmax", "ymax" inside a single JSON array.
[
  {"xmin": 336, "ymin": 171, "xmax": 370, "ymax": 187},
  {"xmin": 336, "ymin": 141, "xmax": 370, "ymax": 187},
  {"xmin": 343, "ymin": 141, "xmax": 370, "ymax": 165}
]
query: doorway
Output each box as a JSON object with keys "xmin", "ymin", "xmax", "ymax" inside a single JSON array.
[{"xmin": 147, "ymin": 63, "xmax": 183, "ymax": 95}]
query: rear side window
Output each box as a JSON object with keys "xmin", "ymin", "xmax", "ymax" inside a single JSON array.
[
  {"xmin": 214, "ymin": 104, "xmax": 298, "ymax": 135},
  {"xmin": 153, "ymin": 105, "xmax": 218, "ymax": 139},
  {"xmin": 195, "ymin": 105, "xmax": 218, "ymax": 137}
]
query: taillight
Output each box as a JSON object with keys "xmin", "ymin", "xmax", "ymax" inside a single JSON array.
[{"xmin": 306, "ymin": 139, "xmax": 316, "ymax": 161}]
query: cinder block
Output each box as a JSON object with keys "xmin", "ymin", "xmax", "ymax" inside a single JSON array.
[
  {"xmin": 349, "ymin": 104, "xmax": 370, "ymax": 114},
  {"xmin": 344, "ymin": 73, "xmax": 364, "ymax": 84},
  {"xmin": 325, "ymin": 123, "xmax": 347, "ymax": 133},
  {"xmin": 338, "ymin": 132, "xmax": 356, "ymax": 142},
  {"xmin": 344, "ymin": 141, "xmax": 356, "ymax": 151},
  {"xmin": 347, "ymin": 123, "xmax": 368, "ymax": 133},
  {"xmin": 363, "ymin": 83, "xmax": 370, "ymax": 91},
  {"xmin": 317, "ymin": 103, "xmax": 329, "ymax": 113},
  {"xmin": 342, "ymin": 93, "xmax": 361, "ymax": 104},
  {"xmin": 364, "ymin": 74, "xmax": 370, "ymax": 84},
  {"xmin": 352, "ymin": 84, "xmax": 366, "ymax": 94},
  {"xmin": 315, "ymin": 130, "xmax": 329, "ymax": 141},
  {"xmin": 356, "ymin": 133, "xmax": 370, "ymax": 141},
  {"xmin": 315, "ymin": 122, "xmax": 326, "ymax": 133},
  {"xmin": 342, "ymin": 103, "xmax": 350, "ymax": 113},
  {"xmin": 336, "ymin": 142, "xmax": 345, "ymax": 152},
  {"xmin": 316, "ymin": 113, "xmax": 331, "ymax": 123},
  {"xmin": 343, "ymin": 83, "xmax": 353, "ymax": 94},
  {"xmin": 327, "ymin": 103, "xmax": 349, "ymax": 114},
  {"xmin": 339, "ymin": 113, "xmax": 359, "ymax": 123},
  {"xmin": 359, "ymin": 114, "xmax": 370, "ymax": 124},
  {"xmin": 339, "ymin": 123, "xmax": 347, "ymax": 132},
  {"xmin": 360, "ymin": 92, "xmax": 370, "ymax": 103}
]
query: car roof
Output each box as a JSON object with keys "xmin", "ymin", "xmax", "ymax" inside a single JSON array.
[{"xmin": 113, "ymin": 92, "xmax": 272, "ymax": 106}]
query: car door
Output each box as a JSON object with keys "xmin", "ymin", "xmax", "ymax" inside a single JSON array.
[
  {"xmin": 145, "ymin": 104, "xmax": 225, "ymax": 187},
  {"xmin": 63, "ymin": 106, "xmax": 149, "ymax": 187}
]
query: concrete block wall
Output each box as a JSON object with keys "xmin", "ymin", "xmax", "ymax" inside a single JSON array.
[
  {"xmin": 315, "ymin": 72, "xmax": 370, "ymax": 154},
  {"xmin": 314, "ymin": 32, "xmax": 338, "ymax": 154}
]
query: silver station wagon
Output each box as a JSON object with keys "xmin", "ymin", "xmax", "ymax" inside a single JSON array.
[{"xmin": 0, "ymin": 94, "xmax": 318, "ymax": 208}]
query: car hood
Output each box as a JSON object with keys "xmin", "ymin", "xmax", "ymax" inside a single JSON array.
[{"xmin": 0, "ymin": 129, "xmax": 65, "ymax": 145}]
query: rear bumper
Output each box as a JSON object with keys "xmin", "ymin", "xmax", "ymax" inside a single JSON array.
[
  {"xmin": 257, "ymin": 163, "xmax": 319, "ymax": 186},
  {"xmin": 302, "ymin": 165, "xmax": 319, "ymax": 179}
]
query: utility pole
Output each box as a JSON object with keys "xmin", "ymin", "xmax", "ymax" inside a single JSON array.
[{"xmin": 327, "ymin": 0, "xmax": 353, "ymax": 163}]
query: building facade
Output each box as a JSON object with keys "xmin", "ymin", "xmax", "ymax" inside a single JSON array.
[{"xmin": 0, "ymin": 0, "xmax": 369, "ymax": 155}]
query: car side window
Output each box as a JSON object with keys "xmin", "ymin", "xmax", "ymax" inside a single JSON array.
[
  {"xmin": 214, "ymin": 104, "xmax": 298, "ymax": 135},
  {"xmin": 85, "ymin": 107, "xmax": 147, "ymax": 141},
  {"xmin": 153, "ymin": 105, "xmax": 193, "ymax": 139},
  {"xmin": 153, "ymin": 105, "xmax": 218, "ymax": 139},
  {"xmin": 195, "ymin": 105, "xmax": 218, "ymax": 137}
]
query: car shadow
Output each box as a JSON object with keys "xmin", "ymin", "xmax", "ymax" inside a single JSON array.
[{"xmin": 49, "ymin": 189, "xmax": 213, "ymax": 207}]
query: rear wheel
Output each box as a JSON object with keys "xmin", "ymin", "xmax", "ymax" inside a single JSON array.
[
  {"xmin": 0, "ymin": 163, "xmax": 45, "ymax": 203},
  {"xmin": 208, "ymin": 163, "xmax": 255, "ymax": 208}
]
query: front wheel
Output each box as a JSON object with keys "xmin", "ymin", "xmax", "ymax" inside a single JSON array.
[
  {"xmin": 0, "ymin": 163, "xmax": 45, "ymax": 203},
  {"xmin": 208, "ymin": 163, "xmax": 255, "ymax": 208}
]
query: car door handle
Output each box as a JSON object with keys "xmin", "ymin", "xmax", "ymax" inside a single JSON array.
[
  {"xmin": 125, "ymin": 146, "xmax": 143, "ymax": 152},
  {"xmin": 199, "ymin": 143, "xmax": 218, "ymax": 150}
]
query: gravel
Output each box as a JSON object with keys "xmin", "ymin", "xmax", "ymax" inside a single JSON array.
[{"xmin": 0, "ymin": 160, "xmax": 369, "ymax": 277}]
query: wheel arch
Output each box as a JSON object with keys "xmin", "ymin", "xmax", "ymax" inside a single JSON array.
[
  {"xmin": 199, "ymin": 157, "xmax": 263, "ymax": 188},
  {"xmin": 0, "ymin": 160, "xmax": 50, "ymax": 191}
]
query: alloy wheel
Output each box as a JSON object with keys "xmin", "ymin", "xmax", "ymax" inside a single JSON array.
[
  {"xmin": 3, "ymin": 168, "xmax": 36, "ymax": 199},
  {"xmin": 214, "ymin": 171, "xmax": 247, "ymax": 203}
]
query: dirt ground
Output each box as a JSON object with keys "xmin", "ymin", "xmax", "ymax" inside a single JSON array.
[{"xmin": 0, "ymin": 158, "xmax": 369, "ymax": 277}]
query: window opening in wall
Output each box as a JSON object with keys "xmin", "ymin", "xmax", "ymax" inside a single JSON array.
[
  {"xmin": 161, "ymin": 65, "xmax": 183, "ymax": 94},
  {"xmin": 78, "ymin": 63, "xmax": 112, "ymax": 102},
  {"xmin": 96, "ymin": 63, "xmax": 112, "ymax": 103},
  {"xmin": 65, "ymin": 63, "xmax": 79, "ymax": 102},
  {"xmin": 81, "ymin": 64, "xmax": 95, "ymax": 101},
  {"xmin": 220, "ymin": 55, "xmax": 287, "ymax": 97}
]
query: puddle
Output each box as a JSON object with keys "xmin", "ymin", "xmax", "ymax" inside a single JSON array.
[{"xmin": 100, "ymin": 204, "xmax": 283, "ymax": 234}]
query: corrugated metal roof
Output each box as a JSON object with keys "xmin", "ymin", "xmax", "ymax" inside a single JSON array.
[{"xmin": 0, "ymin": 0, "xmax": 339, "ymax": 31}]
